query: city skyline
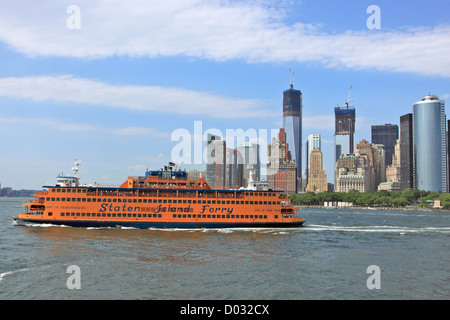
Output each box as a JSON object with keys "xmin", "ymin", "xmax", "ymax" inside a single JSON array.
[{"xmin": 1, "ymin": 1, "xmax": 450, "ymax": 190}]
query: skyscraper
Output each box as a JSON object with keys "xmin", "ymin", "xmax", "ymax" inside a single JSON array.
[
  {"xmin": 305, "ymin": 148, "xmax": 327, "ymax": 193},
  {"xmin": 371, "ymin": 124, "xmax": 398, "ymax": 166},
  {"xmin": 237, "ymin": 140, "xmax": 260, "ymax": 186},
  {"xmin": 334, "ymin": 98, "xmax": 355, "ymax": 162},
  {"xmin": 412, "ymin": 95, "xmax": 447, "ymax": 192},
  {"xmin": 400, "ymin": 113, "xmax": 413, "ymax": 190},
  {"xmin": 206, "ymin": 134, "xmax": 226, "ymax": 189},
  {"xmin": 267, "ymin": 128, "xmax": 297, "ymax": 193},
  {"xmin": 306, "ymin": 134, "xmax": 321, "ymax": 185},
  {"xmin": 282, "ymin": 71, "xmax": 302, "ymax": 192}
]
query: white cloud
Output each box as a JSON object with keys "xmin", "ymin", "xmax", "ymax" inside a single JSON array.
[
  {"xmin": 0, "ymin": 74, "xmax": 275, "ymax": 118},
  {"xmin": 0, "ymin": 1, "xmax": 449, "ymax": 76}
]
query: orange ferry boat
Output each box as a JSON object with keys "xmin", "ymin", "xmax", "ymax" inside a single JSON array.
[{"xmin": 14, "ymin": 161, "xmax": 304, "ymax": 229}]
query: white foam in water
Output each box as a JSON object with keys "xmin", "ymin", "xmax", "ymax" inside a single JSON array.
[
  {"xmin": 0, "ymin": 268, "xmax": 30, "ymax": 283},
  {"xmin": 305, "ymin": 224, "xmax": 450, "ymax": 234}
]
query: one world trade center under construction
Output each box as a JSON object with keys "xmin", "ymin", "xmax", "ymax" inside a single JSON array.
[{"xmin": 282, "ymin": 70, "xmax": 302, "ymax": 192}]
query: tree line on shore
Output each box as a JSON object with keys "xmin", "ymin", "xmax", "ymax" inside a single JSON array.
[{"xmin": 290, "ymin": 188, "xmax": 450, "ymax": 209}]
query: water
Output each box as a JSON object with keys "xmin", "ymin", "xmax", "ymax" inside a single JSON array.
[{"xmin": 1, "ymin": 197, "xmax": 449, "ymax": 300}]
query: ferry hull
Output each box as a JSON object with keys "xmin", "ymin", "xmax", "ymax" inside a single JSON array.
[{"xmin": 14, "ymin": 217, "xmax": 304, "ymax": 229}]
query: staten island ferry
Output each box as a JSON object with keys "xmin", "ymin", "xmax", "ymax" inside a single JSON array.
[{"xmin": 14, "ymin": 160, "xmax": 304, "ymax": 229}]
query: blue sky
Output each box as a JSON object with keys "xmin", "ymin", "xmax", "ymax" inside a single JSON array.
[{"xmin": 0, "ymin": 0, "xmax": 449, "ymax": 189}]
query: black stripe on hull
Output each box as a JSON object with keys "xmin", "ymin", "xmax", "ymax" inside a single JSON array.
[{"xmin": 14, "ymin": 218, "xmax": 304, "ymax": 229}]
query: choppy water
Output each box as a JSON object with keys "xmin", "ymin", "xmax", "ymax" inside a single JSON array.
[{"xmin": 1, "ymin": 197, "xmax": 449, "ymax": 300}]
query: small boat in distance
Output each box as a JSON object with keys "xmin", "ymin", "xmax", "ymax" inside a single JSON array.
[{"xmin": 13, "ymin": 160, "xmax": 304, "ymax": 229}]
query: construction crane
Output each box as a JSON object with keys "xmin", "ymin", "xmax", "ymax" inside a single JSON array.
[{"xmin": 345, "ymin": 85, "xmax": 353, "ymax": 107}]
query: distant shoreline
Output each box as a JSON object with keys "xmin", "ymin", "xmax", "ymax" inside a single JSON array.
[{"xmin": 297, "ymin": 205, "xmax": 450, "ymax": 212}]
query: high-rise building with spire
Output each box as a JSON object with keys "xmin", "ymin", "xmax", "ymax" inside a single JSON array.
[{"xmin": 282, "ymin": 69, "xmax": 302, "ymax": 192}]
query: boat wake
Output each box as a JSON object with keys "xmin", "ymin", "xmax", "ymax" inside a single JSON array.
[{"xmin": 304, "ymin": 224, "xmax": 450, "ymax": 234}]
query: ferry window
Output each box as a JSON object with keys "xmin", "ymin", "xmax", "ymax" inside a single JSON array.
[
  {"xmin": 177, "ymin": 214, "xmax": 181, "ymax": 218},
  {"xmin": 264, "ymin": 201, "xmax": 267, "ymax": 205},
  {"xmin": 168, "ymin": 200, "xmax": 172, "ymax": 203},
  {"xmin": 273, "ymin": 215, "xmax": 277, "ymax": 219},
  {"xmin": 102, "ymin": 213, "xmax": 106, "ymax": 217},
  {"xmin": 245, "ymin": 201, "xmax": 249, "ymax": 204},
  {"xmin": 231, "ymin": 201, "xmax": 235, "ymax": 204},
  {"xmin": 62, "ymin": 189, "xmax": 66, "ymax": 193},
  {"xmin": 51, "ymin": 198, "xmax": 55, "ymax": 201},
  {"xmin": 138, "ymin": 214, "xmax": 141, "ymax": 217},
  {"xmin": 61, "ymin": 212, "xmax": 65, "ymax": 216},
  {"xmin": 81, "ymin": 213, "xmax": 85, "ymax": 217},
  {"xmin": 158, "ymin": 200, "xmax": 162, "ymax": 203},
  {"xmin": 132, "ymin": 214, "xmax": 136, "ymax": 217},
  {"xmin": 173, "ymin": 214, "xmax": 176, "ymax": 218},
  {"xmin": 188, "ymin": 200, "xmax": 192, "ymax": 204},
  {"xmin": 202, "ymin": 200, "xmax": 206, "ymax": 204},
  {"xmin": 76, "ymin": 198, "xmax": 80, "ymax": 202},
  {"xmin": 245, "ymin": 215, "xmax": 249, "ymax": 219},
  {"xmin": 207, "ymin": 200, "xmax": 211, "ymax": 204},
  {"xmin": 46, "ymin": 197, "xmax": 50, "ymax": 201},
  {"xmin": 250, "ymin": 215, "xmax": 253, "ymax": 219},
  {"xmin": 250, "ymin": 201, "xmax": 253, "ymax": 205},
  {"xmin": 51, "ymin": 189, "xmax": 55, "ymax": 192},
  {"xmin": 87, "ymin": 198, "xmax": 90, "ymax": 202},
  {"xmin": 158, "ymin": 214, "xmax": 161, "ymax": 218},
  {"xmin": 231, "ymin": 215, "xmax": 235, "ymax": 219},
  {"xmin": 212, "ymin": 215, "xmax": 215, "ymax": 218},
  {"xmin": 143, "ymin": 199, "xmax": 147, "ymax": 203},
  {"xmin": 77, "ymin": 189, "xmax": 81, "ymax": 193},
  {"xmin": 48, "ymin": 212, "xmax": 53, "ymax": 216},
  {"xmin": 82, "ymin": 198, "xmax": 86, "ymax": 202},
  {"xmin": 56, "ymin": 189, "xmax": 61, "ymax": 193},
  {"xmin": 221, "ymin": 215, "xmax": 225, "ymax": 219},
  {"xmin": 163, "ymin": 200, "xmax": 167, "ymax": 203},
  {"xmin": 207, "ymin": 215, "xmax": 211, "ymax": 218},
  {"xmin": 212, "ymin": 200, "xmax": 216, "ymax": 204},
  {"xmin": 183, "ymin": 214, "xmax": 186, "ymax": 218},
  {"xmin": 113, "ymin": 214, "xmax": 116, "ymax": 217},
  {"xmin": 117, "ymin": 214, "xmax": 121, "ymax": 217},
  {"xmin": 133, "ymin": 199, "xmax": 137, "ymax": 203},
  {"xmin": 86, "ymin": 213, "xmax": 90, "ymax": 217},
  {"xmin": 202, "ymin": 215, "xmax": 206, "ymax": 218},
  {"xmin": 226, "ymin": 201, "xmax": 230, "ymax": 204},
  {"xmin": 82, "ymin": 189, "xmax": 86, "ymax": 193}
]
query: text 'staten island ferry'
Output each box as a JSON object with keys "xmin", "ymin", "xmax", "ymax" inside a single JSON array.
[{"xmin": 14, "ymin": 160, "xmax": 304, "ymax": 229}]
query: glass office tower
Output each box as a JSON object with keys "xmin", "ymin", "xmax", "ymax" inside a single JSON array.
[
  {"xmin": 400, "ymin": 113, "xmax": 413, "ymax": 190},
  {"xmin": 412, "ymin": 95, "xmax": 447, "ymax": 192},
  {"xmin": 372, "ymin": 124, "xmax": 398, "ymax": 166},
  {"xmin": 283, "ymin": 82, "xmax": 302, "ymax": 191}
]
